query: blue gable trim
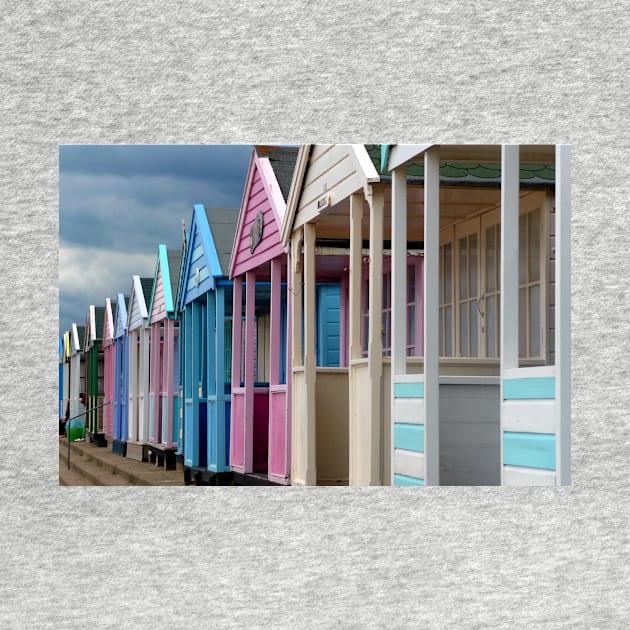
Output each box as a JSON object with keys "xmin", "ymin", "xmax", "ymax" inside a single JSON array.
[
  {"xmin": 114, "ymin": 293, "xmax": 128, "ymax": 339},
  {"xmin": 380, "ymin": 144, "xmax": 390, "ymax": 174},
  {"xmin": 179, "ymin": 205, "xmax": 222, "ymax": 307}
]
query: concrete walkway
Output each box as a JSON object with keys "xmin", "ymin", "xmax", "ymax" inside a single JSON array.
[{"xmin": 59, "ymin": 437, "xmax": 186, "ymax": 486}]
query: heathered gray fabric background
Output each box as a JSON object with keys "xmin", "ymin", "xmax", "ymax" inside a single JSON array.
[{"xmin": 1, "ymin": 2, "xmax": 629, "ymax": 627}]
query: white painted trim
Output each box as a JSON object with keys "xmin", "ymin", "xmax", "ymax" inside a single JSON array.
[
  {"xmin": 303, "ymin": 221, "xmax": 317, "ymax": 486},
  {"xmin": 424, "ymin": 148, "xmax": 440, "ymax": 486},
  {"xmin": 503, "ymin": 465, "xmax": 556, "ymax": 486},
  {"xmin": 391, "ymin": 166, "xmax": 407, "ymax": 377},
  {"xmin": 367, "ymin": 187, "xmax": 384, "ymax": 485},
  {"xmin": 502, "ymin": 400, "xmax": 556, "ymax": 434},
  {"xmin": 281, "ymin": 145, "xmax": 310, "ymax": 247},
  {"xmin": 394, "ymin": 449, "xmax": 425, "ymax": 478},
  {"xmin": 394, "ymin": 374, "xmax": 424, "ymax": 384},
  {"xmin": 393, "ymin": 398, "xmax": 425, "ymax": 424},
  {"xmin": 500, "ymin": 145, "xmax": 520, "ymax": 371},
  {"xmin": 388, "ymin": 144, "xmax": 434, "ymax": 171},
  {"xmin": 503, "ymin": 366, "xmax": 556, "ymax": 380},
  {"xmin": 351, "ymin": 144, "xmax": 380, "ymax": 183},
  {"xmin": 349, "ymin": 193, "xmax": 363, "ymax": 361},
  {"xmin": 556, "ymin": 144, "xmax": 571, "ymax": 486}
]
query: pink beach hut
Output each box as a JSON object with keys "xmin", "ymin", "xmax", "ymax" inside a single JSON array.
[
  {"xmin": 147, "ymin": 245, "xmax": 182, "ymax": 469},
  {"xmin": 102, "ymin": 297, "xmax": 116, "ymax": 445}
]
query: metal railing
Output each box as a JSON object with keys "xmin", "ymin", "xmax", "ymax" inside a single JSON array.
[{"xmin": 64, "ymin": 401, "xmax": 111, "ymax": 471}]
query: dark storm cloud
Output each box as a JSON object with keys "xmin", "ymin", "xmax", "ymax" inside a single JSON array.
[
  {"xmin": 59, "ymin": 144, "xmax": 252, "ymax": 191},
  {"xmin": 59, "ymin": 145, "xmax": 255, "ymax": 337}
]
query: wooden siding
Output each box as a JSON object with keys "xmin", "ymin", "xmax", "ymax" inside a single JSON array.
[
  {"xmin": 151, "ymin": 266, "xmax": 167, "ymax": 324},
  {"xmin": 128, "ymin": 277, "xmax": 148, "ymax": 332},
  {"xmin": 181, "ymin": 214, "xmax": 214, "ymax": 305},
  {"xmin": 232, "ymin": 162, "xmax": 285, "ymax": 277},
  {"xmin": 294, "ymin": 145, "xmax": 373, "ymax": 230}
]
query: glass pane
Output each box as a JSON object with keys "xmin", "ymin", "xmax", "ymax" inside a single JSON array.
[
  {"xmin": 460, "ymin": 302, "xmax": 468, "ymax": 356},
  {"xmin": 529, "ymin": 284, "xmax": 540, "ymax": 356},
  {"xmin": 519, "ymin": 287, "xmax": 526, "ymax": 357},
  {"xmin": 408, "ymin": 264, "xmax": 415, "ymax": 303},
  {"xmin": 445, "ymin": 306, "xmax": 453, "ymax": 356},
  {"xmin": 486, "ymin": 226, "xmax": 495, "ymax": 293},
  {"xmin": 470, "ymin": 233, "xmax": 478, "ymax": 297},
  {"xmin": 519, "ymin": 214, "xmax": 527, "ymax": 285},
  {"xmin": 459, "ymin": 237, "xmax": 468, "ymax": 300},
  {"xmin": 408, "ymin": 305, "xmax": 415, "ymax": 347},
  {"xmin": 383, "ymin": 273, "xmax": 389, "ymax": 308},
  {"xmin": 497, "ymin": 233, "xmax": 501, "ymax": 290},
  {"xmin": 444, "ymin": 243, "xmax": 452, "ymax": 302},
  {"xmin": 486, "ymin": 295, "xmax": 496, "ymax": 357},
  {"xmin": 439, "ymin": 308, "xmax": 444, "ymax": 356},
  {"xmin": 529, "ymin": 209, "xmax": 540, "ymax": 282},
  {"xmin": 470, "ymin": 301, "xmax": 478, "ymax": 356}
]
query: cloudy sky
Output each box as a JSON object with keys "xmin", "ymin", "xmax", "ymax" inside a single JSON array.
[{"xmin": 59, "ymin": 145, "xmax": 253, "ymax": 337}]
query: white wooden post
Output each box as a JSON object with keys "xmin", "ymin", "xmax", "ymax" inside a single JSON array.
[
  {"xmin": 424, "ymin": 148, "xmax": 440, "ymax": 486},
  {"xmin": 303, "ymin": 221, "xmax": 317, "ymax": 486},
  {"xmin": 244, "ymin": 269, "xmax": 256, "ymax": 473},
  {"xmin": 391, "ymin": 166, "xmax": 407, "ymax": 485},
  {"xmin": 290, "ymin": 229, "xmax": 303, "ymax": 484},
  {"xmin": 140, "ymin": 326, "xmax": 150, "ymax": 443},
  {"xmin": 555, "ymin": 144, "xmax": 571, "ymax": 486},
  {"xmin": 367, "ymin": 187, "xmax": 384, "ymax": 484},
  {"xmin": 230, "ymin": 275, "xmax": 242, "ymax": 464},
  {"xmin": 500, "ymin": 145, "xmax": 520, "ymax": 485},
  {"xmin": 348, "ymin": 192, "xmax": 363, "ymax": 483}
]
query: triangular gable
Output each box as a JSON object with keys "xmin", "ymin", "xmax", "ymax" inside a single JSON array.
[
  {"xmin": 59, "ymin": 337, "xmax": 64, "ymax": 361},
  {"xmin": 280, "ymin": 144, "xmax": 379, "ymax": 246},
  {"xmin": 83, "ymin": 308, "xmax": 93, "ymax": 351},
  {"xmin": 64, "ymin": 330, "xmax": 71, "ymax": 359},
  {"xmin": 179, "ymin": 204, "xmax": 224, "ymax": 306},
  {"xmin": 128, "ymin": 275, "xmax": 151, "ymax": 331},
  {"xmin": 71, "ymin": 323, "xmax": 83, "ymax": 355},
  {"xmin": 114, "ymin": 293, "xmax": 128, "ymax": 339},
  {"xmin": 102, "ymin": 298, "xmax": 115, "ymax": 346},
  {"xmin": 229, "ymin": 148, "xmax": 290, "ymax": 278},
  {"xmin": 149, "ymin": 245, "xmax": 181, "ymax": 323}
]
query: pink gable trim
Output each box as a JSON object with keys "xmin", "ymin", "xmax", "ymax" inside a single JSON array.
[
  {"xmin": 102, "ymin": 298, "xmax": 115, "ymax": 347},
  {"xmin": 150, "ymin": 265, "xmax": 167, "ymax": 325},
  {"xmin": 230, "ymin": 152, "xmax": 287, "ymax": 278}
]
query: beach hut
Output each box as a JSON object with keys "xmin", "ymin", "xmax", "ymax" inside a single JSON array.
[
  {"xmin": 384, "ymin": 144, "xmax": 570, "ymax": 486},
  {"xmin": 178, "ymin": 203, "xmax": 238, "ymax": 484},
  {"xmin": 102, "ymin": 297, "xmax": 116, "ymax": 444},
  {"xmin": 112, "ymin": 293, "xmax": 129, "ymax": 456},
  {"xmin": 84, "ymin": 304, "xmax": 107, "ymax": 446},
  {"xmin": 58, "ymin": 336, "xmax": 64, "ymax": 420},
  {"xmin": 126, "ymin": 276, "xmax": 154, "ymax": 462},
  {"xmin": 228, "ymin": 146, "xmax": 298, "ymax": 484},
  {"xmin": 61, "ymin": 331, "xmax": 71, "ymax": 421},
  {"xmin": 68, "ymin": 322, "xmax": 85, "ymax": 422},
  {"xmin": 281, "ymin": 144, "xmax": 564, "ymax": 486},
  {"xmin": 147, "ymin": 245, "xmax": 182, "ymax": 469}
]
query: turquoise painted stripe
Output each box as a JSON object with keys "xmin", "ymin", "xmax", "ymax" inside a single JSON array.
[
  {"xmin": 394, "ymin": 382, "xmax": 424, "ymax": 398},
  {"xmin": 503, "ymin": 377, "xmax": 555, "ymax": 400},
  {"xmin": 394, "ymin": 473, "xmax": 425, "ymax": 486},
  {"xmin": 503, "ymin": 432, "xmax": 556, "ymax": 470},
  {"xmin": 394, "ymin": 423, "xmax": 424, "ymax": 452}
]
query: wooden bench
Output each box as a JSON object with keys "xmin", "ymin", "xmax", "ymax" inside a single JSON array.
[{"xmin": 147, "ymin": 444, "xmax": 177, "ymax": 471}]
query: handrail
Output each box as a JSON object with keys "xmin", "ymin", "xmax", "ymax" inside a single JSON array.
[{"xmin": 65, "ymin": 401, "xmax": 111, "ymax": 471}]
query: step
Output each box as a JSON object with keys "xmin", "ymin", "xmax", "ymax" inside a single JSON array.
[
  {"xmin": 59, "ymin": 447, "xmax": 134, "ymax": 486},
  {"xmin": 60, "ymin": 438, "xmax": 185, "ymax": 486},
  {"xmin": 58, "ymin": 455, "xmax": 95, "ymax": 486}
]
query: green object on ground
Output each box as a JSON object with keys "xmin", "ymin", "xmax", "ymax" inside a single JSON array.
[{"xmin": 66, "ymin": 418, "xmax": 85, "ymax": 442}]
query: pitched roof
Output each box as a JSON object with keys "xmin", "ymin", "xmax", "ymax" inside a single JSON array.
[
  {"xmin": 94, "ymin": 306, "xmax": 105, "ymax": 340},
  {"xmin": 167, "ymin": 249, "xmax": 182, "ymax": 304},
  {"xmin": 140, "ymin": 277, "xmax": 154, "ymax": 304},
  {"xmin": 366, "ymin": 144, "xmax": 555, "ymax": 185},
  {"xmin": 204, "ymin": 206, "xmax": 238, "ymax": 276},
  {"xmin": 255, "ymin": 146, "xmax": 299, "ymax": 202}
]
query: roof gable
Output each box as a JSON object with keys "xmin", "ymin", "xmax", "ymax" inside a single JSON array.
[
  {"xmin": 229, "ymin": 149, "xmax": 291, "ymax": 277},
  {"xmin": 149, "ymin": 244, "xmax": 179, "ymax": 322},
  {"xmin": 128, "ymin": 275, "xmax": 152, "ymax": 331},
  {"xmin": 114, "ymin": 293, "xmax": 128, "ymax": 339},
  {"xmin": 103, "ymin": 298, "xmax": 115, "ymax": 345},
  {"xmin": 179, "ymin": 204, "xmax": 238, "ymax": 306}
]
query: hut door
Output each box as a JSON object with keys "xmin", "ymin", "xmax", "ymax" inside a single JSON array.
[{"xmin": 316, "ymin": 284, "xmax": 341, "ymax": 367}]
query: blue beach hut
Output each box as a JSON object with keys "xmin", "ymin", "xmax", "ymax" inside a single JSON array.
[
  {"xmin": 112, "ymin": 293, "xmax": 130, "ymax": 456},
  {"xmin": 177, "ymin": 204, "xmax": 238, "ymax": 484}
]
